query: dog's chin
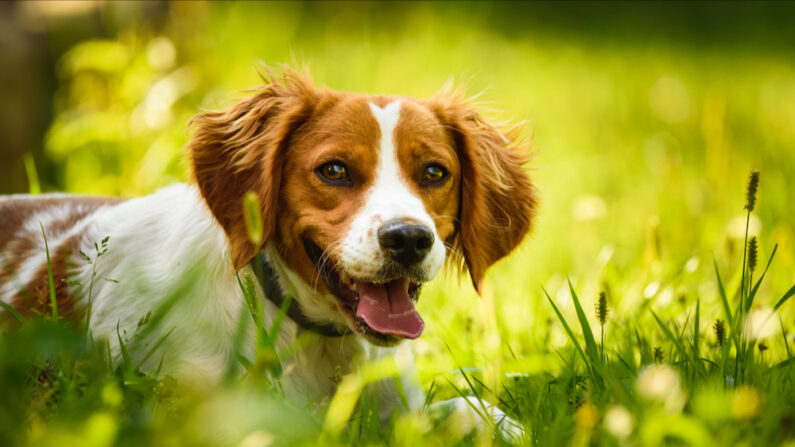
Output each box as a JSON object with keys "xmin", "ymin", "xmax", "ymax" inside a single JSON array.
[{"xmin": 302, "ymin": 239, "xmax": 426, "ymax": 347}]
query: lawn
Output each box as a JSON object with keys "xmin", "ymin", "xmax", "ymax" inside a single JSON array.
[{"xmin": 1, "ymin": 2, "xmax": 794, "ymax": 446}]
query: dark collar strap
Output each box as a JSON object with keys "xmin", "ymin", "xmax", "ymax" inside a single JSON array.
[{"xmin": 251, "ymin": 252, "xmax": 352, "ymax": 337}]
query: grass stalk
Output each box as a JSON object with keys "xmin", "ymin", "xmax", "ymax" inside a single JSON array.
[{"xmin": 40, "ymin": 224, "xmax": 57, "ymax": 321}]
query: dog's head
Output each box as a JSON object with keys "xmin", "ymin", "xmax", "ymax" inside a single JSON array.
[{"xmin": 188, "ymin": 69, "xmax": 536, "ymax": 346}]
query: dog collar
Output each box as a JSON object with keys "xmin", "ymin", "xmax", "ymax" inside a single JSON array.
[{"xmin": 250, "ymin": 252, "xmax": 352, "ymax": 337}]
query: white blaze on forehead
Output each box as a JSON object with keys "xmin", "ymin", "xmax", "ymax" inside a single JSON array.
[
  {"xmin": 366, "ymin": 101, "xmax": 427, "ymax": 219},
  {"xmin": 339, "ymin": 100, "xmax": 446, "ymax": 279}
]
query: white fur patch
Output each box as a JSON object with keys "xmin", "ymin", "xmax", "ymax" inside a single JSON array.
[{"xmin": 340, "ymin": 100, "xmax": 446, "ymax": 280}]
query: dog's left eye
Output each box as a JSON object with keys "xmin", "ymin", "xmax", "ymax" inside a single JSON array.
[
  {"xmin": 421, "ymin": 164, "xmax": 448, "ymax": 185},
  {"xmin": 316, "ymin": 161, "xmax": 351, "ymax": 185}
]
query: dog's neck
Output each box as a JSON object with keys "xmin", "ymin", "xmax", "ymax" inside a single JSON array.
[
  {"xmin": 254, "ymin": 244, "xmax": 377, "ymax": 402},
  {"xmin": 258, "ymin": 244, "xmax": 355, "ymax": 337},
  {"xmin": 250, "ymin": 251, "xmax": 351, "ymax": 337}
]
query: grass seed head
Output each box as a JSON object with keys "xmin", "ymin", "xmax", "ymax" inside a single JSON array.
[
  {"xmin": 747, "ymin": 236, "xmax": 758, "ymax": 273},
  {"xmin": 653, "ymin": 346, "xmax": 663, "ymax": 363},
  {"xmin": 714, "ymin": 319, "xmax": 726, "ymax": 348},
  {"xmin": 596, "ymin": 291, "xmax": 609, "ymax": 326},
  {"xmin": 744, "ymin": 170, "xmax": 760, "ymax": 211},
  {"xmin": 757, "ymin": 342, "xmax": 768, "ymax": 353}
]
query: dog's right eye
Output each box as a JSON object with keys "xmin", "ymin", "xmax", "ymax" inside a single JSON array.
[{"xmin": 316, "ymin": 161, "xmax": 351, "ymax": 185}]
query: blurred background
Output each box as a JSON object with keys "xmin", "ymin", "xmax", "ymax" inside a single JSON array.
[{"xmin": 1, "ymin": 0, "xmax": 794, "ymax": 373}]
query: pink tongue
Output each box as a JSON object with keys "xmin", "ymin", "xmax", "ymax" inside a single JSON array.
[{"xmin": 355, "ymin": 278, "xmax": 424, "ymax": 339}]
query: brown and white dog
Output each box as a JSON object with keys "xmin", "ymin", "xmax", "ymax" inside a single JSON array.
[{"xmin": 0, "ymin": 70, "xmax": 536, "ymax": 434}]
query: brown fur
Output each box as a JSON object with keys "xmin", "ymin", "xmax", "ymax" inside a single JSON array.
[
  {"xmin": 188, "ymin": 70, "xmax": 321, "ymax": 270},
  {"xmin": 187, "ymin": 68, "xmax": 536, "ymax": 293},
  {"xmin": 427, "ymin": 89, "xmax": 537, "ymax": 291},
  {"xmin": 0, "ymin": 196, "xmax": 122, "ymax": 321}
]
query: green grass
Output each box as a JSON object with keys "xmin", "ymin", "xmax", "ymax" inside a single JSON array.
[
  {"xmin": 1, "ymin": 172, "xmax": 792, "ymax": 446},
  {"xmin": 2, "ymin": 2, "xmax": 795, "ymax": 446}
]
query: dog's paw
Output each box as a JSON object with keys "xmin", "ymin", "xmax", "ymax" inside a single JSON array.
[{"xmin": 428, "ymin": 396, "xmax": 526, "ymax": 442}]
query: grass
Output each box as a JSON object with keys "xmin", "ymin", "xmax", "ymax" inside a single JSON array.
[
  {"xmin": 2, "ymin": 164, "xmax": 793, "ymax": 447},
  {"xmin": 2, "ymin": 3, "xmax": 795, "ymax": 445}
]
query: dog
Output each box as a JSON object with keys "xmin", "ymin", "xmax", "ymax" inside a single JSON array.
[{"xmin": 0, "ymin": 69, "xmax": 536, "ymax": 437}]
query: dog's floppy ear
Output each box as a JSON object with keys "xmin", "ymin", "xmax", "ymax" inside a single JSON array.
[
  {"xmin": 430, "ymin": 90, "xmax": 537, "ymax": 292},
  {"xmin": 188, "ymin": 70, "xmax": 317, "ymax": 270}
]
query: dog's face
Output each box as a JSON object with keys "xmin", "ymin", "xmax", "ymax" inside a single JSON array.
[
  {"xmin": 189, "ymin": 71, "xmax": 536, "ymax": 345},
  {"xmin": 276, "ymin": 98, "xmax": 460, "ymax": 343}
]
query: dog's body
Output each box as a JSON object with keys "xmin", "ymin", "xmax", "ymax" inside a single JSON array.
[
  {"xmin": 1, "ymin": 71, "xmax": 536, "ymax": 435},
  {"xmin": 1, "ymin": 185, "xmax": 413, "ymax": 409}
]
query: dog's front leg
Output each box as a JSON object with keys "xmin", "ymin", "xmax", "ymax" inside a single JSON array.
[
  {"xmin": 365, "ymin": 343, "xmax": 526, "ymax": 442},
  {"xmin": 426, "ymin": 396, "xmax": 526, "ymax": 442},
  {"xmin": 371, "ymin": 344, "xmax": 525, "ymax": 441}
]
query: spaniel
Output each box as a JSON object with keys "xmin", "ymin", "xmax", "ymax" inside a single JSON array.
[{"xmin": 0, "ymin": 69, "xmax": 536, "ymax": 438}]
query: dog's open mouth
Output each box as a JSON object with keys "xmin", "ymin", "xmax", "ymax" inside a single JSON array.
[{"xmin": 303, "ymin": 239, "xmax": 424, "ymax": 342}]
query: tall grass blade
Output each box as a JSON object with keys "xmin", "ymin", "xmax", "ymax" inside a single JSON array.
[
  {"xmin": 713, "ymin": 259, "xmax": 740, "ymax": 351},
  {"xmin": 773, "ymin": 285, "xmax": 795, "ymax": 311},
  {"xmin": 225, "ymin": 302, "xmax": 252, "ymax": 379},
  {"xmin": 693, "ymin": 297, "xmax": 700, "ymax": 368},
  {"xmin": 444, "ymin": 379, "xmax": 490, "ymax": 425},
  {"xmin": 567, "ymin": 279, "xmax": 600, "ymax": 365},
  {"xmin": 651, "ymin": 311, "xmax": 703, "ymax": 376},
  {"xmin": 40, "ymin": 224, "xmax": 57, "ymax": 320},
  {"xmin": 266, "ymin": 294, "xmax": 293, "ymax": 347},
  {"xmin": 781, "ymin": 315, "xmax": 792, "ymax": 360},
  {"xmin": 23, "ymin": 152, "xmax": 41, "ymax": 195},
  {"xmin": 543, "ymin": 287, "xmax": 589, "ymax": 367},
  {"xmin": 744, "ymin": 244, "xmax": 778, "ymax": 312}
]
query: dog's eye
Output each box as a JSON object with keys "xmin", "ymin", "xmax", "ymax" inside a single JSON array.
[
  {"xmin": 316, "ymin": 161, "xmax": 351, "ymax": 185},
  {"xmin": 421, "ymin": 164, "xmax": 448, "ymax": 185}
]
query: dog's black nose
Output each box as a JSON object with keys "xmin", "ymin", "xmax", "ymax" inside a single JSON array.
[{"xmin": 378, "ymin": 221, "xmax": 434, "ymax": 266}]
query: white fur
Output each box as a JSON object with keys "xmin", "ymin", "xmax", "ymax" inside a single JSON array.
[
  {"xmin": 1, "ymin": 180, "xmax": 521, "ymax": 438},
  {"xmin": 340, "ymin": 101, "xmax": 446, "ymax": 280},
  {"xmin": 19, "ymin": 185, "xmax": 417, "ymax": 413}
]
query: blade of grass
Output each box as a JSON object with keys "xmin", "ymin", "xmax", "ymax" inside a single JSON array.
[
  {"xmin": 744, "ymin": 244, "xmax": 778, "ymax": 312},
  {"xmin": 714, "ymin": 259, "xmax": 740, "ymax": 352},
  {"xmin": 237, "ymin": 272, "xmax": 265, "ymax": 341},
  {"xmin": 133, "ymin": 326, "xmax": 176, "ymax": 372},
  {"xmin": 443, "ymin": 378, "xmax": 493, "ymax": 433},
  {"xmin": 651, "ymin": 311, "xmax": 703, "ymax": 376},
  {"xmin": 116, "ymin": 322, "xmax": 131, "ymax": 369},
  {"xmin": 40, "ymin": 223, "xmax": 57, "ymax": 320},
  {"xmin": 23, "ymin": 152, "xmax": 41, "ymax": 195},
  {"xmin": 635, "ymin": 328, "xmax": 650, "ymax": 365},
  {"xmin": 543, "ymin": 287, "xmax": 589, "ymax": 367},
  {"xmin": 225, "ymin": 301, "xmax": 252, "ymax": 380},
  {"xmin": 773, "ymin": 357, "xmax": 794, "ymax": 369},
  {"xmin": 567, "ymin": 279, "xmax": 600, "ymax": 365},
  {"xmin": 773, "ymin": 285, "xmax": 795, "ymax": 311},
  {"xmin": 740, "ymin": 212, "xmax": 750, "ymax": 319},
  {"xmin": 0, "ymin": 301, "xmax": 26, "ymax": 324},
  {"xmin": 780, "ymin": 315, "xmax": 792, "ymax": 360},
  {"xmin": 266, "ymin": 294, "xmax": 293, "ymax": 347},
  {"xmin": 445, "ymin": 345, "xmax": 489, "ymax": 417},
  {"xmin": 694, "ymin": 298, "xmax": 700, "ymax": 370},
  {"xmin": 236, "ymin": 353, "xmax": 253, "ymax": 370}
]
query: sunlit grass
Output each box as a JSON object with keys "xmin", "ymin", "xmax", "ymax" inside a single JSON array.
[{"xmin": 2, "ymin": 2, "xmax": 795, "ymax": 446}]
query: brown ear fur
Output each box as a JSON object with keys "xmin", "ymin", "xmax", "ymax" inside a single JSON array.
[
  {"xmin": 430, "ymin": 90, "xmax": 537, "ymax": 292},
  {"xmin": 188, "ymin": 70, "xmax": 317, "ymax": 270}
]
